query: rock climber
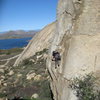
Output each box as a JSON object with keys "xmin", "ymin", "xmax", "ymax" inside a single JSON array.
[{"xmin": 52, "ymin": 50, "xmax": 61, "ymax": 68}]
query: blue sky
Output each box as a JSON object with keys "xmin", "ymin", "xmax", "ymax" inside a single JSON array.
[{"xmin": 0, "ymin": 0, "xmax": 58, "ymax": 32}]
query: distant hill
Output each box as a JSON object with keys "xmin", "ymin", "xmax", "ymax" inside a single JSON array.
[{"xmin": 0, "ymin": 30, "xmax": 40, "ymax": 39}]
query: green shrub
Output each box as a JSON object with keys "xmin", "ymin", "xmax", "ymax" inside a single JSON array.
[
  {"xmin": 25, "ymin": 98, "xmax": 41, "ymax": 100},
  {"xmin": 0, "ymin": 48, "xmax": 23, "ymax": 55},
  {"xmin": 70, "ymin": 74, "xmax": 100, "ymax": 100},
  {"xmin": 0, "ymin": 93, "xmax": 7, "ymax": 98},
  {"xmin": 39, "ymin": 80, "xmax": 52, "ymax": 99},
  {"xmin": 35, "ymin": 49, "xmax": 48, "ymax": 55},
  {"xmin": 22, "ymin": 59, "xmax": 33, "ymax": 66},
  {"xmin": 6, "ymin": 52, "xmax": 11, "ymax": 55}
]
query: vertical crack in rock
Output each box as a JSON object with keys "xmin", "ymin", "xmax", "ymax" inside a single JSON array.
[{"xmin": 94, "ymin": 56, "xmax": 97, "ymax": 71}]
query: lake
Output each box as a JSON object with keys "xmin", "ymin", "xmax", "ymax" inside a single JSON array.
[{"xmin": 0, "ymin": 37, "xmax": 32, "ymax": 49}]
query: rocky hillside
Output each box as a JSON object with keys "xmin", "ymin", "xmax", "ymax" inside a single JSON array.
[
  {"xmin": 0, "ymin": 49, "xmax": 52, "ymax": 100},
  {"xmin": 14, "ymin": 22, "xmax": 56, "ymax": 66}
]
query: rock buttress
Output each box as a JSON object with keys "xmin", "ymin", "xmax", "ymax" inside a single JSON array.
[
  {"xmin": 14, "ymin": 22, "xmax": 56, "ymax": 66},
  {"xmin": 47, "ymin": 0, "xmax": 100, "ymax": 100}
]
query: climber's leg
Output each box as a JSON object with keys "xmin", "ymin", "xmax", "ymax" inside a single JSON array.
[
  {"xmin": 55, "ymin": 60, "xmax": 60, "ymax": 68},
  {"xmin": 55, "ymin": 61, "xmax": 58, "ymax": 68}
]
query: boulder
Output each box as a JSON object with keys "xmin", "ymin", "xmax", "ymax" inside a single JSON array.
[
  {"xmin": 3, "ymin": 83, "xmax": 7, "ymax": 86},
  {"xmin": 34, "ymin": 75, "xmax": 42, "ymax": 81},
  {"xmin": 8, "ymin": 70, "xmax": 14, "ymax": 76},
  {"xmin": 17, "ymin": 74, "xmax": 22, "ymax": 77},
  {"xmin": 1, "ymin": 76, "xmax": 5, "ymax": 79},
  {"xmin": 0, "ymin": 98, "xmax": 5, "ymax": 100},
  {"xmin": 0, "ymin": 80, "xmax": 2, "ymax": 86},
  {"xmin": 29, "ymin": 59, "xmax": 35, "ymax": 63},
  {"xmin": 36, "ymin": 55, "xmax": 42, "ymax": 60},
  {"xmin": 26, "ymin": 73, "xmax": 36, "ymax": 80},
  {"xmin": 0, "ymin": 69, "xmax": 4, "ymax": 73},
  {"xmin": 31, "ymin": 93, "xmax": 39, "ymax": 99}
]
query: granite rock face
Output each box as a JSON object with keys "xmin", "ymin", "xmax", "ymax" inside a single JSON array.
[
  {"xmin": 14, "ymin": 22, "xmax": 56, "ymax": 66},
  {"xmin": 47, "ymin": 0, "xmax": 100, "ymax": 100}
]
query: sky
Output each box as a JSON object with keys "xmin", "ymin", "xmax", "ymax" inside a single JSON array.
[{"xmin": 0, "ymin": 0, "xmax": 58, "ymax": 32}]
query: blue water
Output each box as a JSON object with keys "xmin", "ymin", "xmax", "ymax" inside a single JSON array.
[{"xmin": 0, "ymin": 37, "xmax": 32, "ymax": 49}]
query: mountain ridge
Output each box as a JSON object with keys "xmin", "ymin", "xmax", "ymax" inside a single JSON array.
[{"xmin": 0, "ymin": 30, "xmax": 40, "ymax": 39}]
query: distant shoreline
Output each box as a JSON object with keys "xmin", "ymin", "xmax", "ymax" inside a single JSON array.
[
  {"xmin": 0, "ymin": 36, "xmax": 32, "ymax": 40},
  {"xmin": 0, "ymin": 37, "xmax": 32, "ymax": 50}
]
